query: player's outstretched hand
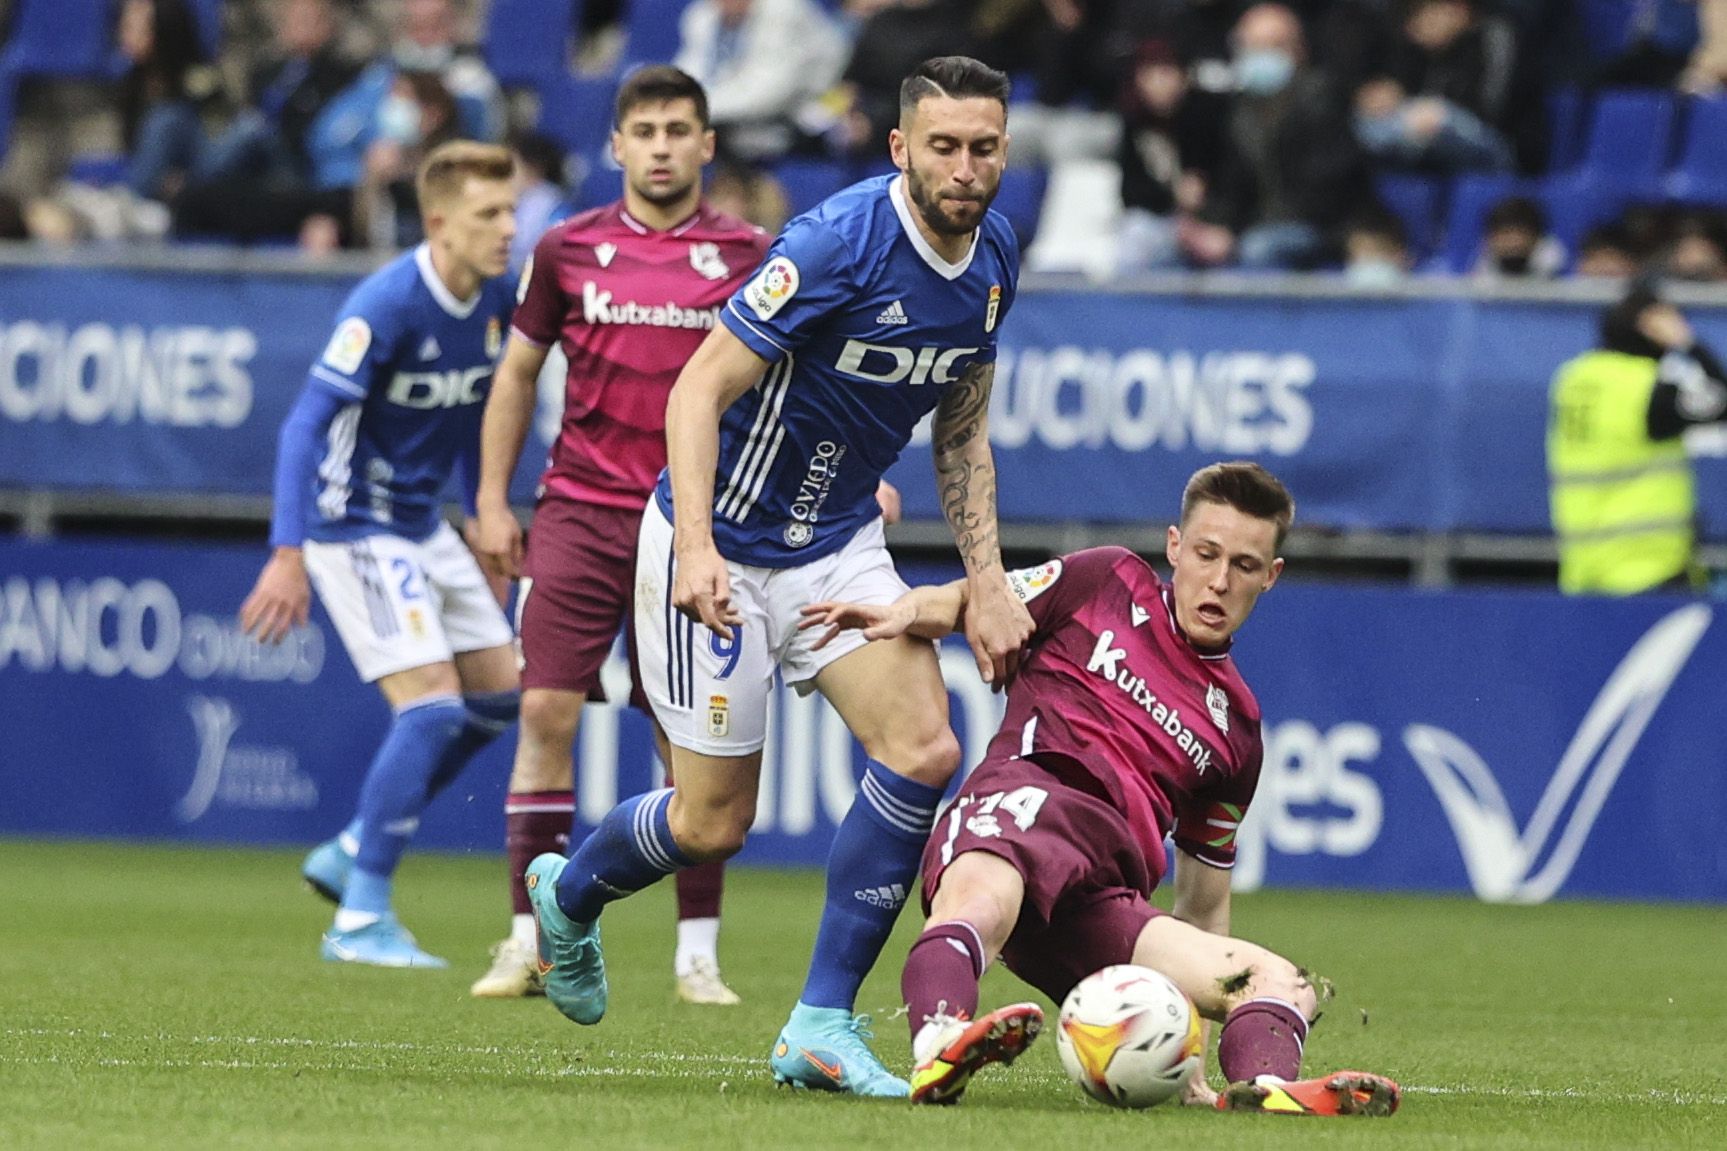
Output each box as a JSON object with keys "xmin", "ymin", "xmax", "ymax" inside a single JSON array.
[
  {"xmin": 674, "ymin": 542, "xmax": 743, "ymax": 640},
  {"xmin": 798, "ymin": 599, "xmax": 915, "ymax": 651},
  {"xmin": 1180, "ymin": 1069, "xmax": 1218, "ymax": 1109},
  {"xmin": 240, "ymin": 548, "xmax": 311, "ymax": 646},
  {"xmin": 965, "ymin": 576, "xmax": 1033, "ymax": 690},
  {"xmin": 471, "ymin": 503, "xmax": 524, "ymax": 580},
  {"xmin": 875, "ymin": 479, "xmax": 902, "ymax": 526}
]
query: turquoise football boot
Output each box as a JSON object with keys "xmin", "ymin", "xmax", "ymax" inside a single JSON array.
[
  {"xmin": 301, "ymin": 837, "xmax": 353, "ymax": 904},
  {"xmin": 320, "ymin": 916, "xmax": 448, "ymax": 968},
  {"xmin": 770, "ymin": 1003, "xmax": 911, "ymax": 1097},
  {"xmin": 525, "ymin": 853, "xmax": 608, "ymax": 1025}
]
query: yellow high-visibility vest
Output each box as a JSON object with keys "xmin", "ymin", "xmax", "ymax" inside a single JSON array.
[{"xmin": 1547, "ymin": 350, "xmax": 1695, "ymax": 594}]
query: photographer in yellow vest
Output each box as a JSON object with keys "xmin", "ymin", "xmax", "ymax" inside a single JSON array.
[{"xmin": 1548, "ymin": 282, "xmax": 1727, "ymax": 595}]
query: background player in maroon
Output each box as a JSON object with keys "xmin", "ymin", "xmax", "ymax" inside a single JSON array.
[
  {"xmin": 470, "ymin": 67, "xmax": 768, "ymax": 1003},
  {"xmin": 801, "ymin": 462, "xmax": 1401, "ymax": 1116}
]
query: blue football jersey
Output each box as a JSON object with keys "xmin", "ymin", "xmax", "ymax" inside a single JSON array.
[
  {"xmin": 653, "ymin": 173, "xmax": 1019, "ymax": 566},
  {"xmin": 302, "ymin": 244, "xmax": 515, "ymax": 543}
]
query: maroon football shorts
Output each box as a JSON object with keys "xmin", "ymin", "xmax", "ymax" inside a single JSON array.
[
  {"xmin": 517, "ymin": 496, "xmax": 648, "ymax": 711},
  {"xmin": 920, "ymin": 753, "xmax": 1165, "ymax": 1005}
]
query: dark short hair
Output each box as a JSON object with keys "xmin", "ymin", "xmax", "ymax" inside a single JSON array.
[
  {"xmin": 1180, "ymin": 462, "xmax": 1296, "ymax": 547},
  {"xmin": 615, "ymin": 65, "xmax": 709, "ymax": 129},
  {"xmin": 1599, "ymin": 279, "xmax": 1667, "ymax": 358},
  {"xmin": 899, "ymin": 56, "xmax": 1011, "ymax": 121},
  {"xmin": 1348, "ymin": 203, "xmax": 1407, "ymax": 247},
  {"xmin": 1485, "ymin": 196, "xmax": 1546, "ymax": 236}
]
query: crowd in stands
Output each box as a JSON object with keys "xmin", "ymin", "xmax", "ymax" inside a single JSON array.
[{"xmin": 1, "ymin": 0, "xmax": 1726, "ymax": 284}]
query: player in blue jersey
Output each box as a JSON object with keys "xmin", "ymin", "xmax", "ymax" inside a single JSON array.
[
  {"xmin": 523, "ymin": 58, "xmax": 1034, "ymax": 1096},
  {"xmin": 240, "ymin": 141, "xmax": 522, "ymax": 968}
]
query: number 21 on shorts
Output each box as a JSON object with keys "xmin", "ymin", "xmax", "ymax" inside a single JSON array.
[{"xmin": 940, "ymin": 786, "xmax": 1049, "ymax": 864}]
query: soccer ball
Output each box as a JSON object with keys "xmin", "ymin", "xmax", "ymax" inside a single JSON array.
[{"xmin": 1055, "ymin": 964, "xmax": 1203, "ymax": 1109}]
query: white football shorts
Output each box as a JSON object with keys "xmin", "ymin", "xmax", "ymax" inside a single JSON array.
[
  {"xmin": 304, "ymin": 521, "xmax": 514, "ymax": 683},
  {"xmin": 635, "ymin": 498, "xmax": 909, "ymax": 756}
]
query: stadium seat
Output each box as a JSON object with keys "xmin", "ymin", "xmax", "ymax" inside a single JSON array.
[
  {"xmin": 538, "ymin": 75, "xmax": 620, "ymax": 158},
  {"xmin": 990, "ymin": 166, "xmax": 1048, "ymax": 252},
  {"xmin": 1373, "ymin": 172, "xmax": 1444, "ymax": 263},
  {"xmin": 1546, "ymin": 86, "xmax": 1587, "ymax": 174},
  {"xmin": 188, "ymin": 0, "xmax": 223, "ymax": 57},
  {"xmin": 1574, "ymin": 88, "xmax": 1677, "ymax": 195},
  {"xmin": 1537, "ymin": 171, "xmax": 1633, "ymax": 256},
  {"xmin": 0, "ymin": 0, "xmax": 119, "ymax": 80},
  {"xmin": 1664, "ymin": 97, "xmax": 1727, "ymax": 204},
  {"xmin": 484, "ymin": 0, "xmax": 580, "ymax": 91},
  {"xmin": 1441, "ymin": 172, "xmax": 1520, "ymax": 273},
  {"xmin": 621, "ymin": 0, "xmax": 696, "ymax": 70},
  {"xmin": 771, "ymin": 158, "xmax": 845, "ymax": 218}
]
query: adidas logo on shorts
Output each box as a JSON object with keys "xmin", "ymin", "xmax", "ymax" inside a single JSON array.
[{"xmin": 853, "ymin": 883, "xmax": 907, "ymax": 909}]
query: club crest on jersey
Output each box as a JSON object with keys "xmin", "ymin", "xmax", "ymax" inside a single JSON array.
[
  {"xmin": 689, "ymin": 242, "xmax": 730, "ymax": 281},
  {"xmin": 485, "ymin": 317, "xmax": 502, "ymax": 359},
  {"xmin": 1006, "ymin": 559, "xmax": 1062, "ymax": 603},
  {"xmin": 745, "ymin": 256, "xmax": 799, "ymax": 320},
  {"xmin": 322, "ymin": 317, "xmax": 371, "ymax": 375},
  {"xmin": 783, "ymin": 521, "xmax": 814, "ymax": 548},
  {"xmin": 1206, "ymin": 683, "xmax": 1230, "ymax": 735},
  {"xmin": 985, "ymin": 283, "xmax": 1002, "ymax": 333},
  {"xmin": 595, "ymin": 242, "xmax": 618, "ymax": 268}
]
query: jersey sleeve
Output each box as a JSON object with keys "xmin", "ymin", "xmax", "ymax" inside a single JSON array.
[
  {"xmin": 1004, "ymin": 546, "xmax": 1135, "ymax": 631},
  {"xmin": 1171, "ymin": 731, "xmax": 1262, "ymax": 869},
  {"xmin": 510, "ymin": 229, "xmax": 569, "ymax": 348},
  {"xmin": 720, "ymin": 218, "xmax": 855, "ymax": 362},
  {"xmin": 308, "ymin": 288, "xmax": 400, "ymax": 400}
]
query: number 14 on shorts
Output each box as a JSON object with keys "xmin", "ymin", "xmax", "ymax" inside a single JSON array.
[{"xmin": 940, "ymin": 786, "xmax": 1048, "ymax": 864}]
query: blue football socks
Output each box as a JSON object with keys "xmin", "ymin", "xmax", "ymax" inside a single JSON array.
[
  {"xmin": 800, "ymin": 759, "xmax": 942, "ymax": 1010},
  {"xmin": 554, "ymin": 787, "xmax": 692, "ymax": 924},
  {"xmin": 341, "ymin": 694, "xmax": 467, "ymax": 918}
]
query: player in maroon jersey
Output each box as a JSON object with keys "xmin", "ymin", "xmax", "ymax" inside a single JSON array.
[
  {"xmin": 469, "ymin": 67, "xmax": 771, "ymax": 1003},
  {"xmin": 800, "ymin": 462, "xmax": 1401, "ymax": 1116}
]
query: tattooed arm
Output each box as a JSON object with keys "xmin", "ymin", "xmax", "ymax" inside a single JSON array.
[{"xmin": 930, "ymin": 361, "xmax": 1032, "ymax": 688}]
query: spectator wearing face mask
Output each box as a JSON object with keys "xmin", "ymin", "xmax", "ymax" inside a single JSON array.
[
  {"xmin": 1474, "ymin": 195, "xmax": 1564, "ymax": 279},
  {"xmin": 390, "ymin": 0, "xmax": 503, "ymax": 142},
  {"xmin": 1664, "ymin": 214, "xmax": 1727, "ymax": 283},
  {"xmin": 1342, "ymin": 205, "xmax": 1411, "ymax": 287},
  {"xmin": 355, "ymin": 71, "xmax": 466, "ymax": 251},
  {"xmin": 1181, "ymin": 3, "xmax": 1367, "ymax": 270}
]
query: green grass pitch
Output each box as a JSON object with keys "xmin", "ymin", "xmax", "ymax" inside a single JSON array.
[{"xmin": 1, "ymin": 839, "xmax": 1723, "ymax": 1149}]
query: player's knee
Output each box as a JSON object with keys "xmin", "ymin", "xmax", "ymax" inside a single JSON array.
[
  {"xmin": 1225, "ymin": 954, "xmax": 1320, "ymax": 1021},
  {"xmin": 519, "ymin": 690, "xmax": 581, "ymax": 744},
  {"xmin": 888, "ymin": 725, "xmax": 962, "ymax": 788}
]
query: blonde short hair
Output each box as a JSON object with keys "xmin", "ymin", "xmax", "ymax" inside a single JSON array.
[{"xmin": 416, "ymin": 140, "xmax": 514, "ymax": 212}]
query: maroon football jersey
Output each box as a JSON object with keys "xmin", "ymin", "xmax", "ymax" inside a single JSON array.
[
  {"xmin": 511, "ymin": 202, "xmax": 769, "ymax": 509},
  {"xmin": 985, "ymin": 546, "xmax": 1264, "ymax": 888}
]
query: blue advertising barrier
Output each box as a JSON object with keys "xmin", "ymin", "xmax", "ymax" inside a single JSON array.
[
  {"xmin": 3, "ymin": 535, "xmax": 1724, "ymax": 902},
  {"xmin": 7, "ymin": 261, "xmax": 1727, "ymax": 536}
]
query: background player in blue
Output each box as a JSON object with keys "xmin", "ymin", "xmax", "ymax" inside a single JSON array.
[
  {"xmin": 523, "ymin": 58, "xmax": 1034, "ymax": 1096},
  {"xmin": 240, "ymin": 141, "xmax": 522, "ymax": 969}
]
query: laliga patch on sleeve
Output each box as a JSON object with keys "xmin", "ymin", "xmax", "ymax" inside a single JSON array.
[
  {"xmin": 516, "ymin": 255, "xmax": 534, "ymax": 304},
  {"xmin": 322, "ymin": 317, "xmax": 372, "ymax": 375},
  {"xmin": 743, "ymin": 256, "xmax": 800, "ymax": 321},
  {"xmin": 1006, "ymin": 559, "xmax": 1063, "ymax": 603}
]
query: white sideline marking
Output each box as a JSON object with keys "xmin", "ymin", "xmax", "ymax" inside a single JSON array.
[{"xmin": 5, "ymin": 1030, "xmax": 1726, "ymax": 1106}]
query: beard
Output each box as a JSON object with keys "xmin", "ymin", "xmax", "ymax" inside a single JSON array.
[
  {"xmin": 631, "ymin": 174, "xmax": 697, "ymax": 207},
  {"xmin": 905, "ymin": 164, "xmax": 992, "ymax": 237}
]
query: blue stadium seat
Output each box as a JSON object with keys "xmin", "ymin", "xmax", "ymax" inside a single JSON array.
[
  {"xmin": 1537, "ymin": 172, "xmax": 1633, "ymax": 256},
  {"xmin": 1546, "ymin": 86, "xmax": 1587, "ymax": 173},
  {"xmin": 1373, "ymin": 172, "xmax": 1444, "ymax": 263},
  {"xmin": 1580, "ymin": 0, "xmax": 1700, "ymax": 60},
  {"xmin": 1441, "ymin": 172, "xmax": 1520, "ymax": 273},
  {"xmin": 189, "ymin": 0, "xmax": 223, "ymax": 57},
  {"xmin": 621, "ymin": 0, "xmax": 695, "ymax": 70},
  {"xmin": 538, "ymin": 75, "xmax": 619, "ymax": 158},
  {"xmin": 1664, "ymin": 97, "xmax": 1727, "ymax": 204},
  {"xmin": 484, "ymin": 0, "xmax": 580, "ymax": 90},
  {"xmin": 1575, "ymin": 89, "xmax": 1677, "ymax": 194},
  {"xmin": 0, "ymin": 0, "xmax": 119, "ymax": 80},
  {"xmin": 771, "ymin": 158, "xmax": 845, "ymax": 217},
  {"xmin": 989, "ymin": 167, "xmax": 1048, "ymax": 252}
]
